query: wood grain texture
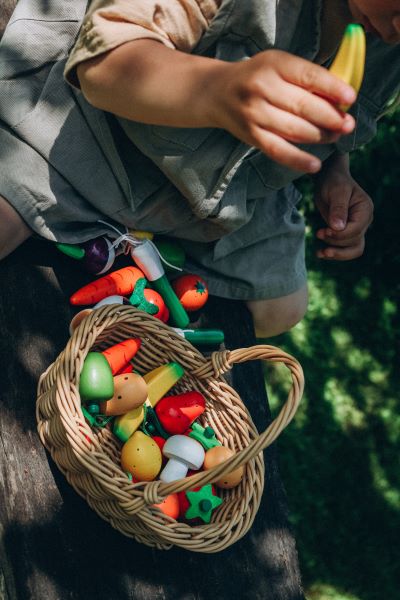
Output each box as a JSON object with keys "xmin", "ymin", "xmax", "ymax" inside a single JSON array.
[{"xmin": 0, "ymin": 239, "xmax": 304, "ymax": 599}]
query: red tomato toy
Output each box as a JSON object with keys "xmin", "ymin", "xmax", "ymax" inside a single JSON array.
[
  {"xmin": 143, "ymin": 289, "xmax": 168, "ymax": 322},
  {"xmin": 172, "ymin": 275, "xmax": 209, "ymax": 312}
]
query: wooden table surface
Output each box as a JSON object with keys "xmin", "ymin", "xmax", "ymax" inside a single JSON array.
[{"xmin": 0, "ymin": 240, "xmax": 304, "ymax": 599}]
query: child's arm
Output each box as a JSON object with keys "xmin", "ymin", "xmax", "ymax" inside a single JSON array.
[
  {"xmin": 314, "ymin": 152, "xmax": 374, "ymax": 260},
  {"xmin": 77, "ymin": 39, "xmax": 357, "ymax": 174}
]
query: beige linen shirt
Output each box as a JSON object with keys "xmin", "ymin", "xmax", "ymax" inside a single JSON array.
[{"xmin": 65, "ymin": 0, "xmax": 222, "ymax": 86}]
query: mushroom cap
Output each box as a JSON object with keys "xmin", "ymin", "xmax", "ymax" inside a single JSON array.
[{"xmin": 162, "ymin": 435, "xmax": 205, "ymax": 469}]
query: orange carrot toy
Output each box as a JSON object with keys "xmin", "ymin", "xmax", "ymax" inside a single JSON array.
[
  {"xmin": 70, "ymin": 266, "xmax": 144, "ymax": 305},
  {"xmin": 102, "ymin": 338, "xmax": 141, "ymax": 375}
]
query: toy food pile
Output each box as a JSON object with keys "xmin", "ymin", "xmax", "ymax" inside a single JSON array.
[
  {"xmin": 65, "ymin": 232, "xmax": 239, "ymax": 524},
  {"xmin": 79, "ymin": 345, "xmax": 243, "ymax": 525},
  {"xmin": 65, "ymin": 232, "xmax": 224, "ymax": 346}
]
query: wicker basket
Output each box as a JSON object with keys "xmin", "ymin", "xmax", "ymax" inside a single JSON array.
[{"xmin": 36, "ymin": 304, "xmax": 304, "ymax": 553}]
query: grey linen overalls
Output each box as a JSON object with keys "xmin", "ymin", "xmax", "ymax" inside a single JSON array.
[{"xmin": 0, "ymin": 0, "xmax": 399, "ymax": 299}]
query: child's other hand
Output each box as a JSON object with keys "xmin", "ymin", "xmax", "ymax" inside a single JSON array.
[
  {"xmin": 314, "ymin": 153, "xmax": 373, "ymax": 260},
  {"xmin": 211, "ymin": 49, "xmax": 357, "ymax": 173}
]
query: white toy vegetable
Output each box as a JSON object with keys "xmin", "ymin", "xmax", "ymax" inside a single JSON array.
[{"xmin": 159, "ymin": 435, "xmax": 205, "ymax": 482}]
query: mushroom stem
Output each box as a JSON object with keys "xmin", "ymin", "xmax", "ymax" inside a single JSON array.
[{"xmin": 159, "ymin": 459, "xmax": 188, "ymax": 483}]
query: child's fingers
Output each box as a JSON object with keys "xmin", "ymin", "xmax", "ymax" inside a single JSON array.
[
  {"xmin": 270, "ymin": 81, "xmax": 355, "ymax": 134},
  {"xmin": 317, "ymin": 218, "xmax": 370, "ymax": 240},
  {"xmin": 316, "ymin": 228, "xmax": 363, "ymax": 248},
  {"xmin": 317, "ymin": 240, "xmax": 365, "ymax": 261},
  {"xmin": 254, "ymin": 103, "xmax": 341, "ymax": 145},
  {"xmin": 251, "ymin": 128, "xmax": 321, "ymax": 172},
  {"xmin": 277, "ymin": 52, "xmax": 357, "ymax": 107}
]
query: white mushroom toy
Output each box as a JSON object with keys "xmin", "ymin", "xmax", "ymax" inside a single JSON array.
[{"xmin": 159, "ymin": 435, "xmax": 205, "ymax": 482}]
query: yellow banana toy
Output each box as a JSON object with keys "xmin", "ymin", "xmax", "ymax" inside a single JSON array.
[{"xmin": 329, "ymin": 24, "xmax": 366, "ymax": 111}]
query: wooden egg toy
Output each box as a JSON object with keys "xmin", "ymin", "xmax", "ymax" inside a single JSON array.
[
  {"xmin": 121, "ymin": 431, "xmax": 162, "ymax": 481},
  {"xmin": 99, "ymin": 373, "xmax": 148, "ymax": 416},
  {"xmin": 203, "ymin": 446, "xmax": 244, "ymax": 489}
]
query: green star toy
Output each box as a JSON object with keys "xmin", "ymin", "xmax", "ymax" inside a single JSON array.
[{"xmin": 185, "ymin": 484, "xmax": 223, "ymax": 524}]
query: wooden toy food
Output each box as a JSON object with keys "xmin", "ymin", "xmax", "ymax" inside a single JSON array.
[
  {"xmin": 81, "ymin": 236, "xmax": 116, "ymax": 275},
  {"xmin": 101, "ymin": 338, "xmax": 141, "ymax": 375},
  {"xmin": 56, "ymin": 242, "xmax": 85, "ymax": 260},
  {"xmin": 329, "ymin": 23, "xmax": 366, "ymax": 111},
  {"xmin": 172, "ymin": 274, "xmax": 208, "ymax": 312},
  {"xmin": 153, "ymin": 239, "xmax": 185, "ymax": 271},
  {"xmin": 113, "ymin": 362, "xmax": 185, "ymax": 442},
  {"xmin": 93, "ymin": 295, "xmax": 128, "ymax": 308},
  {"xmin": 130, "ymin": 240, "xmax": 189, "ymax": 328},
  {"xmin": 179, "ymin": 483, "xmax": 223, "ymax": 524},
  {"xmin": 155, "ymin": 391, "xmax": 206, "ymax": 435},
  {"xmin": 143, "ymin": 363, "xmax": 185, "ymax": 406},
  {"xmin": 69, "ymin": 309, "xmax": 93, "ymax": 335},
  {"xmin": 153, "ymin": 493, "xmax": 180, "ymax": 519},
  {"xmin": 99, "ymin": 373, "xmax": 148, "ymax": 416},
  {"xmin": 57, "ymin": 237, "xmax": 122, "ymax": 275},
  {"xmin": 203, "ymin": 446, "xmax": 244, "ymax": 489},
  {"xmin": 129, "ymin": 281, "xmax": 168, "ymax": 322},
  {"xmin": 121, "ymin": 431, "xmax": 162, "ymax": 481},
  {"xmin": 70, "ymin": 266, "xmax": 145, "ymax": 305},
  {"xmin": 188, "ymin": 423, "xmax": 221, "ymax": 450},
  {"xmin": 172, "ymin": 328, "xmax": 224, "ymax": 346},
  {"xmin": 117, "ymin": 364, "xmax": 134, "ymax": 375},
  {"xmin": 159, "ymin": 435, "xmax": 205, "ymax": 483},
  {"xmin": 79, "ymin": 352, "xmax": 114, "ymax": 403}
]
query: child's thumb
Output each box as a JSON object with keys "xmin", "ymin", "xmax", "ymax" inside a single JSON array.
[{"xmin": 328, "ymin": 196, "xmax": 349, "ymax": 231}]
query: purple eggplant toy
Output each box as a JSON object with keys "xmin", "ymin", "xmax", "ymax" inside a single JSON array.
[
  {"xmin": 81, "ymin": 237, "xmax": 116, "ymax": 275},
  {"xmin": 56, "ymin": 236, "xmax": 123, "ymax": 275}
]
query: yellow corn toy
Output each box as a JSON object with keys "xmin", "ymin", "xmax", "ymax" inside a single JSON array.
[
  {"xmin": 329, "ymin": 23, "xmax": 366, "ymax": 111},
  {"xmin": 113, "ymin": 362, "xmax": 185, "ymax": 442}
]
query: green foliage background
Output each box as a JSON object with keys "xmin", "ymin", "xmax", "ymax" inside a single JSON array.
[{"xmin": 261, "ymin": 110, "xmax": 399, "ymax": 600}]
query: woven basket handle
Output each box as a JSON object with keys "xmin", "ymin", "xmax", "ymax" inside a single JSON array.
[{"xmin": 153, "ymin": 344, "xmax": 304, "ymax": 498}]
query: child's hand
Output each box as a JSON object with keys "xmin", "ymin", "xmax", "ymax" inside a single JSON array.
[
  {"xmin": 314, "ymin": 153, "xmax": 373, "ymax": 260},
  {"xmin": 78, "ymin": 42, "xmax": 356, "ymax": 174},
  {"xmin": 211, "ymin": 49, "xmax": 357, "ymax": 173}
]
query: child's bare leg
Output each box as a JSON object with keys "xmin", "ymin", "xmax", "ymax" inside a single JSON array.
[
  {"xmin": 0, "ymin": 195, "xmax": 32, "ymax": 260},
  {"xmin": 246, "ymin": 285, "xmax": 308, "ymax": 338}
]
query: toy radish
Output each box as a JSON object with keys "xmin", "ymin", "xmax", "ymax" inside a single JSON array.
[
  {"xmin": 70, "ymin": 266, "xmax": 145, "ymax": 305},
  {"xmin": 130, "ymin": 240, "xmax": 189, "ymax": 328}
]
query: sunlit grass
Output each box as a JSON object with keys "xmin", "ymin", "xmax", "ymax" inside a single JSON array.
[
  {"xmin": 307, "ymin": 583, "xmax": 362, "ymax": 600},
  {"xmin": 259, "ymin": 112, "xmax": 400, "ymax": 600}
]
